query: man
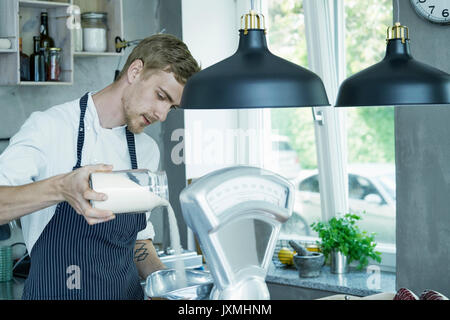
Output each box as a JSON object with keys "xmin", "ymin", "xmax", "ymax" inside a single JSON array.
[{"xmin": 0, "ymin": 34, "xmax": 200, "ymax": 300}]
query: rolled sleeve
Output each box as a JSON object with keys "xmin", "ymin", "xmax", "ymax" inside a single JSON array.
[
  {"xmin": 0, "ymin": 112, "xmax": 48, "ymax": 187},
  {"xmin": 136, "ymin": 211, "xmax": 155, "ymax": 240}
]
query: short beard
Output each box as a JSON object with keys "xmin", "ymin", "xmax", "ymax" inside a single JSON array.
[
  {"xmin": 122, "ymin": 96, "xmax": 144, "ymax": 134},
  {"xmin": 125, "ymin": 113, "xmax": 144, "ymax": 134}
]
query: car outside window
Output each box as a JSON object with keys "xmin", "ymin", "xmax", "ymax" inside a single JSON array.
[
  {"xmin": 349, "ymin": 174, "xmax": 383, "ymax": 202},
  {"xmin": 299, "ymin": 175, "xmax": 320, "ymax": 193}
]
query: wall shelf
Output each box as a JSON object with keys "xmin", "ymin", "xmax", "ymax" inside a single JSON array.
[
  {"xmin": 19, "ymin": 81, "xmax": 73, "ymax": 86},
  {"xmin": 19, "ymin": 0, "xmax": 72, "ymax": 9},
  {"xmin": 0, "ymin": 0, "xmax": 124, "ymax": 86},
  {"xmin": 0, "ymin": 49, "xmax": 17, "ymax": 53},
  {"xmin": 74, "ymin": 51, "xmax": 122, "ymax": 57}
]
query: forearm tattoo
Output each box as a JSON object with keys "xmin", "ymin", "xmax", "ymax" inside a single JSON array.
[{"xmin": 134, "ymin": 241, "xmax": 149, "ymax": 262}]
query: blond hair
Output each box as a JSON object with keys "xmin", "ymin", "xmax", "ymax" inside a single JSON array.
[{"xmin": 117, "ymin": 34, "xmax": 201, "ymax": 84}]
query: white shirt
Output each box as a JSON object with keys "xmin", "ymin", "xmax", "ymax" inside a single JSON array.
[{"xmin": 0, "ymin": 93, "xmax": 159, "ymax": 254}]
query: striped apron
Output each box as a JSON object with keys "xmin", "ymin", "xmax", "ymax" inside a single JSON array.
[{"xmin": 22, "ymin": 93, "xmax": 147, "ymax": 300}]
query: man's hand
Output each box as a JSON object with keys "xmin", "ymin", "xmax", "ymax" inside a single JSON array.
[{"xmin": 60, "ymin": 164, "xmax": 116, "ymax": 225}]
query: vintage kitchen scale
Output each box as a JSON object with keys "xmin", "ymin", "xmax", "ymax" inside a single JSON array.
[{"xmin": 179, "ymin": 166, "xmax": 294, "ymax": 299}]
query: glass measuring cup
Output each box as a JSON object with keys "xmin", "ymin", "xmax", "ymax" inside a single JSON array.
[{"xmin": 89, "ymin": 169, "xmax": 169, "ymax": 214}]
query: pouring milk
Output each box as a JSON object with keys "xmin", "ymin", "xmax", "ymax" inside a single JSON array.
[{"xmin": 90, "ymin": 171, "xmax": 187, "ymax": 287}]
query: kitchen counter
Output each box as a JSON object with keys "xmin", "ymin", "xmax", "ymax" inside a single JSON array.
[
  {"xmin": 2, "ymin": 265, "xmax": 396, "ymax": 300},
  {"xmin": 266, "ymin": 263, "xmax": 396, "ymax": 297}
]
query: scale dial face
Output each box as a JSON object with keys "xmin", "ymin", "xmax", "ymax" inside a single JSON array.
[
  {"xmin": 410, "ymin": 0, "xmax": 450, "ymax": 25},
  {"xmin": 205, "ymin": 176, "xmax": 289, "ymax": 215}
]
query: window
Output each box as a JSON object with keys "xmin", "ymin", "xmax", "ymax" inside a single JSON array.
[
  {"xmin": 264, "ymin": 0, "xmax": 395, "ymax": 260},
  {"xmin": 344, "ymin": 0, "xmax": 395, "ymax": 245},
  {"xmin": 265, "ymin": 0, "xmax": 321, "ymax": 238},
  {"xmin": 182, "ymin": 0, "xmax": 396, "ymax": 269},
  {"xmin": 291, "ymin": 170, "xmax": 395, "ymax": 244}
]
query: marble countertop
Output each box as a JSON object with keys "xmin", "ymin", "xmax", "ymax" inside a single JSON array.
[{"xmin": 266, "ymin": 263, "xmax": 396, "ymax": 296}]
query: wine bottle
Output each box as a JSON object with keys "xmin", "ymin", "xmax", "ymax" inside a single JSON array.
[
  {"xmin": 30, "ymin": 36, "xmax": 45, "ymax": 81},
  {"xmin": 19, "ymin": 38, "xmax": 30, "ymax": 81},
  {"xmin": 39, "ymin": 12, "xmax": 55, "ymax": 51}
]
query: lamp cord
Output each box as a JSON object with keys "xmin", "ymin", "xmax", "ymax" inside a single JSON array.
[
  {"xmin": 396, "ymin": 0, "xmax": 400, "ymax": 23},
  {"xmin": 251, "ymin": 0, "xmax": 255, "ymax": 11}
]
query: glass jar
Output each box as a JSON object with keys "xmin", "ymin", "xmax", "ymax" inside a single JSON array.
[
  {"xmin": 89, "ymin": 169, "xmax": 169, "ymax": 214},
  {"xmin": 47, "ymin": 47, "xmax": 61, "ymax": 81},
  {"xmin": 306, "ymin": 243, "xmax": 321, "ymax": 253},
  {"xmin": 81, "ymin": 12, "xmax": 107, "ymax": 52}
]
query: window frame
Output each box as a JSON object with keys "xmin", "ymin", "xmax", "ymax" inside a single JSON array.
[{"xmin": 258, "ymin": 0, "xmax": 396, "ymax": 270}]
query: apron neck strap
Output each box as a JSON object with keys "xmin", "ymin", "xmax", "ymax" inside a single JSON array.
[
  {"xmin": 73, "ymin": 93, "xmax": 89, "ymax": 170},
  {"xmin": 125, "ymin": 127, "xmax": 138, "ymax": 169},
  {"xmin": 74, "ymin": 93, "xmax": 139, "ymax": 170}
]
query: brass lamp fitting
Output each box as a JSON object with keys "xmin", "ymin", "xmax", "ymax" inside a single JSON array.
[
  {"xmin": 241, "ymin": 10, "xmax": 267, "ymax": 35},
  {"xmin": 386, "ymin": 22, "xmax": 409, "ymax": 44}
]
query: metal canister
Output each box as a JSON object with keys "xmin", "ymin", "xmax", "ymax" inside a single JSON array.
[{"xmin": 330, "ymin": 249, "xmax": 349, "ymax": 274}]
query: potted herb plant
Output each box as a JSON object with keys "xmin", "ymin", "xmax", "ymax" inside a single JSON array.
[{"xmin": 311, "ymin": 213, "xmax": 382, "ymax": 273}]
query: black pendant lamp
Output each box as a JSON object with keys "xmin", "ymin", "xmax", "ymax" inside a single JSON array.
[
  {"xmin": 180, "ymin": 10, "xmax": 330, "ymax": 109},
  {"xmin": 336, "ymin": 23, "xmax": 450, "ymax": 107}
]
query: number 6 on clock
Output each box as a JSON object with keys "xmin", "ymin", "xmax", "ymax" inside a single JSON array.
[{"xmin": 410, "ymin": 0, "xmax": 450, "ymax": 25}]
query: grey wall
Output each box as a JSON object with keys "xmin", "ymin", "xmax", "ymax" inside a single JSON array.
[
  {"xmin": 395, "ymin": 1, "xmax": 450, "ymax": 296},
  {"xmin": 0, "ymin": 0, "xmax": 187, "ymax": 249}
]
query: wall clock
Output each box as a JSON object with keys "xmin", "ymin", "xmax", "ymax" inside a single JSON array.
[{"xmin": 410, "ymin": 0, "xmax": 450, "ymax": 25}]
